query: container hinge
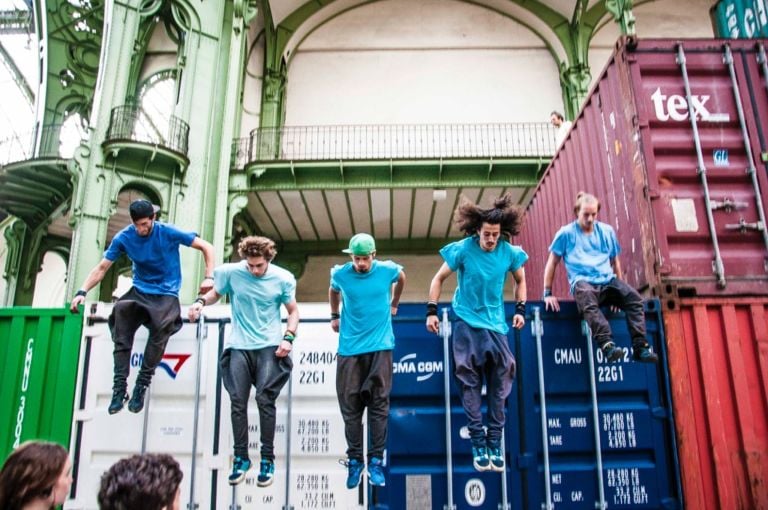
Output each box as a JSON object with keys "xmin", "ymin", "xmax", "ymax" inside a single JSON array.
[
  {"xmin": 725, "ymin": 219, "xmax": 764, "ymax": 233},
  {"xmin": 710, "ymin": 198, "xmax": 749, "ymax": 212}
]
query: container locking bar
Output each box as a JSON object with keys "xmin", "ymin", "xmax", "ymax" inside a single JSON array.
[
  {"xmin": 676, "ymin": 43, "xmax": 727, "ymax": 288},
  {"xmin": 533, "ymin": 308, "xmax": 554, "ymax": 510},
  {"xmin": 725, "ymin": 218, "xmax": 765, "ymax": 233},
  {"xmin": 724, "ymin": 43, "xmax": 768, "ymax": 260},
  {"xmin": 187, "ymin": 315, "xmax": 207, "ymax": 510},
  {"xmin": 441, "ymin": 308, "xmax": 456, "ymax": 510},
  {"xmin": 710, "ymin": 198, "xmax": 749, "ymax": 212},
  {"xmin": 582, "ymin": 321, "xmax": 607, "ymax": 510}
]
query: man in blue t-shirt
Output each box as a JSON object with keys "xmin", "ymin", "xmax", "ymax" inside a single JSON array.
[
  {"xmin": 188, "ymin": 235, "xmax": 299, "ymax": 488},
  {"xmin": 329, "ymin": 233, "xmax": 405, "ymax": 489},
  {"xmin": 70, "ymin": 199, "xmax": 215, "ymax": 415},
  {"xmin": 426, "ymin": 193, "xmax": 527, "ymax": 473},
  {"xmin": 543, "ymin": 192, "xmax": 658, "ymax": 364}
]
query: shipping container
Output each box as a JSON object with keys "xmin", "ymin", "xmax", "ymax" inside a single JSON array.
[
  {"xmin": 520, "ymin": 38, "xmax": 768, "ymax": 303},
  {"xmin": 662, "ymin": 297, "xmax": 768, "ymax": 510},
  {"xmin": 712, "ymin": 0, "xmax": 768, "ymax": 39},
  {"xmin": 63, "ymin": 302, "xmax": 681, "ymax": 510},
  {"xmin": 0, "ymin": 307, "xmax": 83, "ymax": 463}
]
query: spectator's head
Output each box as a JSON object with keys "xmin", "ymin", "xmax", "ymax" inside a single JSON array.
[
  {"xmin": 98, "ymin": 453, "xmax": 182, "ymax": 510},
  {"xmin": 0, "ymin": 441, "xmax": 72, "ymax": 510},
  {"xmin": 454, "ymin": 193, "xmax": 523, "ymax": 252},
  {"xmin": 550, "ymin": 110, "xmax": 565, "ymax": 127},
  {"xmin": 573, "ymin": 192, "xmax": 601, "ymax": 233}
]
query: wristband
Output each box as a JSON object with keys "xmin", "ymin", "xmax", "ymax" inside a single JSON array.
[
  {"xmin": 426, "ymin": 302, "xmax": 438, "ymax": 317},
  {"xmin": 515, "ymin": 301, "xmax": 526, "ymax": 316},
  {"xmin": 283, "ymin": 331, "xmax": 296, "ymax": 343},
  {"xmin": 204, "ymin": 275, "xmax": 214, "ymax": 280},
  {"xmin": 75, "ymin": 289, "xmax": 87, "ymax": 298},
  {"xmin": 543, "ymin": 288, "xmax": 552, "ymax": 298},
  {"xmin": 330, "ymin": 312, "xmax": 340, "ymax": 320},
  {"xmin": 194, "ymin": 297, "xmax": 206, "ymax": 306}
]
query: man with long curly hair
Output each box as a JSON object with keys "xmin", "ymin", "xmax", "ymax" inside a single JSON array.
[{"xmin": 426, "ymin": 193, "xmax": 527, "ymax": 473}]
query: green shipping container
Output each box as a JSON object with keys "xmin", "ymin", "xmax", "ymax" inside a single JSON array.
[
  {"xmin": 0, "ymin": 307, "xmax": 83, "ymax": 463},
  {"xmin": 712, "ymin": 0, "xmax": 768, "ymax": 38}
]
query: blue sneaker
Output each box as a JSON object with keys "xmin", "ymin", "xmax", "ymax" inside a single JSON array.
[
  {"xmin": 488, "ymin": 446, "xmax": 505, "ymax": 472},
  {"xmin": 368, "ymin": 457, "xmax": 386, "ymax": 487},
  {"xmin": 228, "ymin": 456, "xmax": 251, "ymax": 486},
  {"xmin": 257, "ymin": 459, "xmax": 275, "ymax": 487},
  {"xmin": 633, "ymin": 344, "xmax": 659, "ymax": 364},
  {"xmin": 601, "ymin": 342, "xmax": 623, "ymax": 362},
  {"xmin": 340, "ymin": 458, "xmax": 364, "ymax": 489},
  {"xmin": 472, "ymin": 446, "xmax": 491, "ymax": 472}
]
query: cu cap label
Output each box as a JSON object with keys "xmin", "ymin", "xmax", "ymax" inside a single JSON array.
[{"xmin": 465, "ymin": 478, "xmax": 486, "ymax": 507}]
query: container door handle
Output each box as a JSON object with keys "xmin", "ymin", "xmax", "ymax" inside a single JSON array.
[{"xmin": 440, "ymin": 308, "xmax": 456, "ymax": 510}]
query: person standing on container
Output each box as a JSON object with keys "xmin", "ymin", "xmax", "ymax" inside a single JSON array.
[
  {"xmin": 69, "ymin": 199, "xmax": 215, "ymax": 415},
  {"xmin": 426, "ymin": 193, "xmax": 527, "ymax": 473},
  {"xmin": 188, "ymin": 235, "xmax": 298, "ymax": 488},
  {"xmin": 330, "ymin": 233, "xmax": 406, "ymax": 489},
  {"xmin": 542, "ymin": 192, "xmax": 658, "ymax": 364}
]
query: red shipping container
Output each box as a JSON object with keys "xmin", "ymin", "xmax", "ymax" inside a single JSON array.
[
  {"xmin": 663, "ymin": 297, "xmax": 768, "ymax": 510},
  {"xmin": 521, "ymin": 38, "xmax": 768, "ymax": 303}
]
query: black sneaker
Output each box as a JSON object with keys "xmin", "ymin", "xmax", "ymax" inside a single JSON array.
[
  {"xmin": 601, "ymin": 342, "xmax": 623, "ymax": 362},
  {"xmin": 108, "ymin": 390, "xmax": 128, "ymax": 415},
  {"xmin": 127, "ymin": 384, "xmax": 148, "ymax": 413},
  {"xmin": 632, "ymin": 344, "xmax": 659, "ymax": 363}
]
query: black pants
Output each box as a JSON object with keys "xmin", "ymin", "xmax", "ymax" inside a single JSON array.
[
  {"xmin": 573, "ymin": 279, "xmax": 647, "ymax": 348},
  {"xmin": 336, "ymin": 350, "xmax": 392, "ymax": 461},
  {"xmin": 108, "ymin": 287, "xmax": 182, "ymax": 391},
  {"xmin": 220, "ymin": 347, "xmax": 292, "ymax": 460}
]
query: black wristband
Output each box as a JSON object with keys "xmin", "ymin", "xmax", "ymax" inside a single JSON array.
[
  {"xmin": 426, "ymin": 302, "xmax": 438, "ymax": 317},
  {"xmin": 515, "ymin": 301, "xmax": 526, "ymax": 316},
  {"xmin": 194, "ymin": 297, "xmax": 206, "ymax": 306},
  {"xmin": 330, "ymin": 312, "xmax": 340, "ymax": 320},
  {"xmin": 543, "ymin": 288, "xmax": 552, "ymax": 298},
  {"xmin": 75, "ymin": 289, "xmax": 87, "ymax": 298},
  {"xmin": 283, "ymin": 331, "xmax": 295, "ymax": 343}
]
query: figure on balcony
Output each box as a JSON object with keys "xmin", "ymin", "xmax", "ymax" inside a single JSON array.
[
  {"xmin": 329, "ymin": 233, "xmax": 406, "ymax": 489},
  {"xmin": 426, "ymin": 193, "xmax": 527, "ymax": 473},
  {"xmin": 550, "ymin": 110, "xmax": 572, "ymax": 146},
  {"xmin": 542, "ymin": 192, "xmax": 659, "ymax": 364},
  {"xmin": 69, "ymin": 199, "xmax": 215, "ymax": 415},
  {"xmin": 188, "ymin": 235, "xmax": 299, "ymax": 488}
]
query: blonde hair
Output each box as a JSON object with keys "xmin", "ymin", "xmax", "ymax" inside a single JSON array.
[{"xmin": 573, "ymin": 192, "xmax": 600, "ymax": 217}]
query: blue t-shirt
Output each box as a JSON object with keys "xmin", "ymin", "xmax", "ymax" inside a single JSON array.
[
  {"xmin": 548, "ymin": 220, "xmax": 620, "ymax": 293},
  {"xmin": 214, "ymin": 261, "xmax": 296, "ymax": 350},
  {"xmin": 440, "ymin": 236, "xmax": 528, "ymax": 335},
  {"xmin": 104, "ymin": 222, "xmax": 197, "ymax": 296},
  {"xmin": 330, "ymin": 260, "xmax": 403, "ymax": 356}
]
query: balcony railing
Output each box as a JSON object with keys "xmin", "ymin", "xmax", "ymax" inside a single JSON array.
[
  {"xmin": 0, "ymin": 124, "xmax": 75, "ymax": 166},
  {"xmin": 105, "ymin": 104, "xmax": 190, "ymax": 156},
  {"xmin": 232, "ymin": 123, "xmax": 557, "ymax": 168}
]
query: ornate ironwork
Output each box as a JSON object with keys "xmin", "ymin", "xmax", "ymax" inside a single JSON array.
[{"xmin": 106, "ymin": 104, "xmax": 190, "ymax": 156}]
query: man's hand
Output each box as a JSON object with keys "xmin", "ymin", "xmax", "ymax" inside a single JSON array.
[
  {"xmin": 275, "ymin": 340, "xmax": 293, "ymax": 357},
  {"xmin": 70, "ymin": 295, "xmax": 85, "ymax": 313},
  {"xmin": 198, "ymin": 277, "xmax": 214, "ymax": 295},
  {"xmin": 426, "ymin": 315, "xmax": 440, "ymax": 334},
  {"xmin": 544, "ymin": 296, "xmax": 560, "ymax": 312},
  {"xmin": 330, "ymin": 318, "xmax": 340, "ymax": 333},
  {"xmin": 512, "ymin": 314, "xmax": 525, "ymax": 329},
  {"xmin": 188, "ymin": 302, "xmax": 203, "ymax": 322},
  {"xmin": 390, "ymin": 305, "xmax": 398, "ymax": 316}
]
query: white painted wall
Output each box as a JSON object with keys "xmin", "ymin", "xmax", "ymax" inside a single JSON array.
[
  {"xmin": 32, "ymin": 251, "xmax": 68, "ymax": 307},
  {"xmin": 283, "ymin": 0, "xmax": 565, "ymax": 126}
]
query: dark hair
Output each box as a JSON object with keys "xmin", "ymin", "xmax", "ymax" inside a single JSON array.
[
  {"xmin": 573, "ymin": 191, "xmax": 601, "ymax": 216},
  {"xmin": 98, "ymin": 453, "xmax": 182, "ymax": 510},
  {"xmin": 0, "ymin": 441, "xmax": 69, "ymax": 510},
  {"xmin": 550, "ymin": 110, "xmax": 564, "ymax": 121},
  {"xmin": 237, "ymin": 235, "xmax": 277, "ymax": 261},
  {"xmin": 454, "ymin": 192, "xmax": 523, "ymax": 238}
]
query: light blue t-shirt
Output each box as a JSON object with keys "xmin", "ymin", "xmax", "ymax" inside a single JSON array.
[
  {"xmin": 104, "ymin": 222, "xmax": 197, "ymax": 296},
  {"xmin": 440, "ymin": 236, "xmax": 528, "ymax": 335},
  {"xmin": 330, "ymin": 260, "xmax": 403, "ymax": 356},
  {"xmin": 214, "ymin": 261, "xmax": 296, "ymax": 350},
  {"xmin": 549, "ymin": 220, "xmax": 620, "ymax": 293}
]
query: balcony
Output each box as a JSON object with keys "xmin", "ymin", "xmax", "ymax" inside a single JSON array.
[
  {"xmin": 0, "ymin": 124, "xmax": 74, "ymax": 227},
  {"xmin": 103, "ymin": 104, "xmax": 190, "ymax": 173}
]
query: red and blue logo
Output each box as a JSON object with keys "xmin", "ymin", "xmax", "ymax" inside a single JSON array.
[{"xmin": 130, "ymin": 353, "xmax": 192, "ymax": 379}]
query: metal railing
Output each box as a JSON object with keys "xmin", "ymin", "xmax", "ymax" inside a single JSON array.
[
  {"xmin": 105, "ymin": 104, "xmax": 190, "ymax": 156},
  {"xmin": 0, "ymin": 124, "xmax": 74, "ymax": 166},
  {"xmin": 232, "ymin": 122, "xmax": 557, "ymax": 168}
]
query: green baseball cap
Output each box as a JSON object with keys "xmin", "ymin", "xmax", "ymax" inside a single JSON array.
[{"xmin": 343, "ymin": 233, "xmax": 376, "ymax": 255}]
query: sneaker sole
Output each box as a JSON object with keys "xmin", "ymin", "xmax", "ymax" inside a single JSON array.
[
  {"xmin": 108, "ymin": 395, "xmax": 128, "ymax": 415},
  {"xmin": 368, "ymin": 480, "xmax": 386, "ymax": 487},
  {"xmin": 490, "ymin": 463, "xmax": 505, "ymax": 472},
  {"xmin": 256, "ymin": 477, "xmax": 274, "ymax": 488},
  {"xmin": 472, "ymin": 461, "xmax": 492, "ymax": 472},
  {"xmin": 228, "ymin": 474, "xmax": 246, "ymax": 486}
]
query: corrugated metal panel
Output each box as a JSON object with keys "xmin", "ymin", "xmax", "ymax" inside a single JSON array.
[
  {"xmin": 0, "ymin": 307, "xmax": 83, "ymax": 462},
  {"xmin": 663, "ymin": 297, "xmax": 768, "ymax": 510},
  {"xmin": 521, "ymin": 38, "xmax": 768, "ymax": 301},
  {"xmin": 712, "ymin": 0, "xmax": 768, "ymax": 39},
  {"xmin": 379, "ymin": 302, "xmax": 681, "ymax": 509}
]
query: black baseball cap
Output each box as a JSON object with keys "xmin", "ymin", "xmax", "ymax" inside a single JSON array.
[{"xmin": 129, "ymin": 199, "xmax": 160, "ymax": 221}]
